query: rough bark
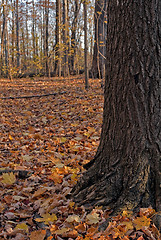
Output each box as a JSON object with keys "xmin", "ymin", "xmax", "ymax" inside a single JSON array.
[
  {"xmin": 90, "ymin": 0, "xmax": 107, "ymax": 79},
  {"xmin": 72, "ymin": 0, "xmax": 161, "ymax": 214}
]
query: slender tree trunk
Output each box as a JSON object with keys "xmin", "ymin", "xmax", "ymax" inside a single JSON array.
[
  {"xmin": 0, "ymin": 0, "xmax": 6, "ymax": 76},
  {"xmin": 62, "ymin": 0, "xmax": 69, "ymax": 77},
  {"xmin": 72, "ymin": 0, "xmax": 161, "ymax": 215},
  {"xmin": 6, "ymin": 22, "xmax": 12, "ymax": 80},
  {"xmin": 84, "ymin": 0, "xmax": 89, "ymax": 89},
  {"xmin": 71, "ymin": 0, "xmax": 79, "ymax": 72},
  {"xmin": 11, "ymin": 0, "xmax": 15, "ymax": 66},
  {"xmin": 45, "ymin": 0, "xmax": 49, "ymax": 77},
  {"xmin": 15, "ymin": 0, "xmax": 20, "ymax": 73},
  {"xmin": 55, "ymin": 0, "xmax": 61, "ymax": 77},
  {"xmin": 91, "ymin": 0, "xmax": 107, "ymax": 79}
]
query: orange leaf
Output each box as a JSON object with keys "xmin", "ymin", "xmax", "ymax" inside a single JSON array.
[
  {"xmin": 32, "ymin": 188, "xmax": 47, "ymax": 198},
  {"xmin": 30, "ymin": 229, "xmax": 46, "ymax": 240},
  {"xmin": 133, "ymin": 216, "xmax": 151, "ymax": 230}
]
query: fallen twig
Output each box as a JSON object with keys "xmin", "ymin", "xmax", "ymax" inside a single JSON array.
[{"xmin": 0, "ymin": 91, "xmax": 67, "ymax": 100}]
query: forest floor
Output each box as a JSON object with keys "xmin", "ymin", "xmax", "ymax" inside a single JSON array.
[{"xmin": 0, "ymin": 76, "xmax": 160, "ymax": 240}]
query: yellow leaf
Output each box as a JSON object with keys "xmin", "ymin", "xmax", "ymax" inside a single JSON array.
[
  {"xmin": 122, "ymin": 210, "xmax": 133, "ymax": 218},
  {"xmin": 69, "ymin": 201, "xmax": 75, "ymax": 208},
  {"xmin": 54, "ymin": 228, "xmax": 70, "ymax": 235},
  {"xmin": 71, "ymin": 173, "xmax": 78, "ymax": 183},
  {"xmin": 86, "ymin": 212, "xmax": 100, "ymax": 224},
  {"xmin": 15, "ymin": 223, "xmax": 28, "ymax": 232},
  {"xmin": 36, "ymin": 213, "xmax": 57, "ymax": 225},
  {"xmin": 9, "ymin": 134, "xmax": 13, "ymax": 140},
  {"xmin": 133, "ymin": 216, "xmax": 151, "ymax": 230},
  {"xmin": 1, "ymin": 172, "xmax": 16, "ymax": 185},
  {"xmin": 60, "ymin": 137, "xmax": 67, "ymax": 143},
  {"xmin": 66, "ymin": 214, "xmax": 81, "ymax": 223},
  {"xmin": 30, "ymin": 229, "xmax": 46, "ymax": 240},
  {"xmin": 121, "ymin": 221, "xmax": 134, "ymax": 231}
]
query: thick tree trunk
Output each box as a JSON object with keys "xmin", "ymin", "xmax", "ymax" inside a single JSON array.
[
  {"xmin": 72, "ymin": 0, "xmax": 161, "ymax": 214},
  {"xmin": 90, "ymin": 0, "xmax": 107, "ymax": 79}
]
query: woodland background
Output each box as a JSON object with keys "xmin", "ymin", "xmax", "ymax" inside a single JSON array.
[{"xmin": 0, "ymin": 0, "xmax": 106, "ymax": 81}]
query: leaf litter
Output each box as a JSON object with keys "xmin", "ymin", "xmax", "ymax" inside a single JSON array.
[{"xmin": 0, "ymin": 76, "xmax": 160, "ymax": 239}]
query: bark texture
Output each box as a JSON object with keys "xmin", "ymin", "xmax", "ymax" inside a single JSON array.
[
  {"xmin": 91, "ymin": 0, "xmax": 107, "ymax": 79},
  {"xmin": 72, "ymin": 0, "xmax": 161, "ymax": 213}
]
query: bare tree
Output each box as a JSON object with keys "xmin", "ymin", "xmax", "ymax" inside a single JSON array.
[
  {"xmin": 83, "ymin": 0, "xmax": 89, "ymax": 89},
  {"xmin": 91, "ymin": 0, "xmax": 107, "ymax": 79},
  {"xmin": 62, "ymin": 0, "xmax": 69, "ymax": 77},
  {"xmin": 15, "ymin": 0, "xmax": 20, "ymax": 73},
  {"xmin": 54, "ymin": 0, "xmax": 62, "ymax": 76},
  {"xmin": 44, "ymin": 0, "xmax": 49, "ymax": 77}
]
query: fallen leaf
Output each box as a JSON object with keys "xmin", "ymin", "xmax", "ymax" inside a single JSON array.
[
  {"xmin": 66, "ymin": 214, "xmax": 81, "ymax": 223},
  {"xmin": 133, "ymin": 216, "xmax": 151, "ymax": 230},
  {"xmin": 15, "ymin": 223, "xmax": 28, "ymax": 232},
  {"xmin": 30, "ymin": 229, "xmax": 46, "ymax": 240},
  {"xmin": 1, "ymin": 172, "xmax": 16, "ymax": 185},
  {"xmin": 86, "ymin": 212, "xmax": 100, "ymax": 224},
  {"xmin": 35, "ymin": 213, "xmax": 57, "ymax": 225}
]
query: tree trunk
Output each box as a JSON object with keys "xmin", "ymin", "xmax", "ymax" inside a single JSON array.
[
  {"xmin": 72, "ymin": 0, "xmax": 161, "ymax": 214},
  {"xmin": 90, "ymin": 0, "xmax": 107, "ymax": 79},
  {"xmin": 62, "ymin": 0, "xmax": 69, "ymax": 77},
  {"xmin": 45, "ymin": 0, "xmax": 50, "ymax": 77},
  {"xmin": 84, "ymin": 0, "xmax": 89, "ymax": 89},
  {"xmin": 11, "ymin": 0, "xmax": 15, "ymax": 66},
  {"xmin": 0, "ymin": 0, "xmax": 6, "ymax": 76},
  {"xmin": 15, "ymin": 0, "xmax": 20, "ymax": 73},
  {"xmin": 55, "ymin": 0, "xmax": 61, "ymax": 77},
  {"xmin": 71, "ymin": 0, "xmax": 79, "ymax": 72}
]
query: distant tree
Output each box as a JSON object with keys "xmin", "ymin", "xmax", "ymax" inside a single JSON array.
[
  {"xmin": 91, "ymin": 0, "xmax": 107, "ymax": 79},
  {"xmin": 83, "ymin": 0, "xmax": 89, "ymax": 89},
  {"xmin": 72, "ymin": 0, "xmax": 161, "ymax": 215},
  {"xmin": 70, "ymin": 0, "xmax": 79, "ymax": 73},
  {"xmin": 44, "ymin": 0, "xmax": 49, "ymax": 77},
  {"xmin": 0, "ymin": 0, "xmax": 6, "ymax": 76},
  {"xmin": 15, "ymin": 0, "xmax": 20, "ymax": 73},
  {"xmin": 62, "ymin": 0, "xmax": 69, "ymax": 77},
  {"xmin": 54, "ymin": 0, "xmax": 62, "ymax": 76}
]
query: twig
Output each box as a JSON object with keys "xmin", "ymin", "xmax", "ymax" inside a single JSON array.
[{"xmin": 0, "ymin": 91, "xmax": 67, "ymax": 100}]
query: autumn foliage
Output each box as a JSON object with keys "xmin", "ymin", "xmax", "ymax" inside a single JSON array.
[{"xmin": 0, "ymin": 77, "xmax": 160, "ymax": 239}]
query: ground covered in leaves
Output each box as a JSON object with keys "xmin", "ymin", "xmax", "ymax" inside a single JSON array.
[{"xmin": 0, "ymin": 76, "xmax": 160, "ymax": 240}]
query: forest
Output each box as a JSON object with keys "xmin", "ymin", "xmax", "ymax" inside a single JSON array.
[
  {"xmin": 0, "ymin": 0, "xmax": 161, "ymax": 239},
  {"xmin": 0, "ymin": 0, "xmax": 106, "ymax": 80}
]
